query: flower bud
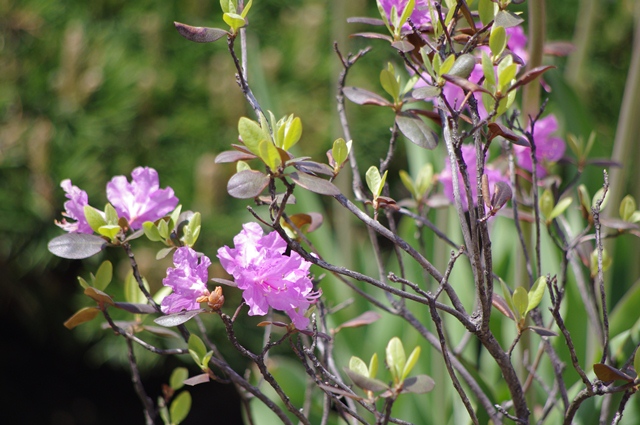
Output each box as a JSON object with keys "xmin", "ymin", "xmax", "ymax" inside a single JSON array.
[{"xmin": 207, "ymin": 286, "xmax": 225, "ymax": 310}]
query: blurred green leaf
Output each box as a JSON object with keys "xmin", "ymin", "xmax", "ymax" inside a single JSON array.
[
  {"xmin": 620, "ymin": 195, "xmax": 636, "ymax": 221},
  {"xmin": 170, "ymin": 391, "xmax": 192, "ymax": 425},
  {"xmin": 526, "ymin": 276, "xmax": 547, "ymax": 315},
  {"xmin": 64, "ymin": 307, "xmax": 101, "ymax": 330},
  {"xmin": 386, "ymin": 337, "xmax": 406, "ymax": 384},
  {"xmin": 512, "ymin": 287, "xmax": 528, "ymax": 321},
  {"xmin": 402, "ymin": 346, "xmax": 421, "ymax": 382},
  {"xmin": 93, "ymin": 260, "xmax": 113, "ymax": 291},
  {"xmin": 349, "ymin": 356, "xmax": 369, "ymax": 377}
]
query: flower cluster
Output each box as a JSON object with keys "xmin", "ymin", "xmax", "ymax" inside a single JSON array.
[
  {"xmin": 439, "ymin": 145, "xmax": 509, "ymax": 210},
  {"xmin": 217, "ymin": 222, "xmax": 319, "ymax": 329},
  {"xmin": 161, "ymin": 247, "xmax": 211, "ymax": 314},
  {"xmin": 56, "ymin": 166, "xmax": 178, "ymax": 233}
]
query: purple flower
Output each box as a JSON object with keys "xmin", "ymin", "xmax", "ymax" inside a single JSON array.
[
  {"xmin": 514, "ymin": 115, "xmax": 565, "ymax": 177},
  {"xmin": 161, "ymin": 247, "xmax": 211, "ymax": 314},
  {"xmin": 217, "ymin": 222, "xmax": 319, "ymax": 329},
  {"xmin": 379, "ymin": 0, "xmax": 432, "ymax": 30},
  {"xmin": 439, "ymin": 145, "xmax": 509, "ymax": 210},
  {"xmin": 506, "ymin": 25, "xmax": 528, "ymax": 64},
  {"xmin": 55, "ymin": 179, "xmax": 93, "ymax": 234},
  {"xmin": 106, "ymin": 167, "xmax": 178, "ymax": 230}
]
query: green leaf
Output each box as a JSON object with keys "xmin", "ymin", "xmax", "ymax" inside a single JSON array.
[
  {"xmin": 415, "ymin": 164, "xmax": 433, "ymax": 197},
  {"xmin": 489, "ymin": 26, "xmax": 507, "ymax": 59},
  {"xmin": 620, "ymin": 195, "xmax": 637, "ymax": 221},
  {"xmin": 592, "ymin": 187, "xmax": 610, "ymax": 210},
  {"xmin": 169, "ymin": 205, "xmax": 183, "ymax": 230},
  {"xmin": 258, "ymin": 140, "xmax": 281, "ymax": 170},
  {"xmin": 188, "ymin": 334, "xmax": 207, "ymax": 364},
  {"xmin": 143, "ymin": 221, "xmax": 163, "ymax": 242},
  {"xmin": 124, "ymin": 271, "xmax": 146, "ymax": 305},
  {"xmin": 399, "ymin": 170, "xmax": 417, "ymax": 200},
  {"xmin": 512, "ymin": 286, "xmax": 528, "ymax": 320},
  {"xmin": 349, "ymin": 356, "xmax": 369, "ymax": 377},
  {"xmin": 380, "ymin": 63, "xmax": 400, "ymax": 101},
  {"xmin": 630, "ymin": 211, "xmax": 640, "ymax": 223},
  {"xmin": 526, "ymin": 276, "xmax": 547, "ymax": 315},
  {"xmin": 240, "ymin": 0, "xmax": 253, "ymax": 18},
  {"xmin": 590, "ymin": 248, "xmax": 612, "ymax": 277},
  {"xmin": 539, "ymin": 189, "xmax": 554, "ymax": 220},
  {"xmin": 498, "ymin": 62, "xmax": 517, "ymax": 92},
  {"xmin": 332, "ymin": 138, "xmax": 349, "ymax": 169},
  {"xmin": 236, "ymin": 160, "xmax": 251, "ymax": 172},
  {"xmin": 63, "ymin": 307, "xmax": 100, "ymax": 329},
  {"xmin": 104, "ymin": 203, "xmax": 119, "ymax": 225},
  {"xmin": 401, "ymin": 374, "xmax": 435, "ymax": 394},
  {"xmin": 282, "ymin": 116, "xmax": 302, "ymax": 151},
  {"xmin": 157, "ymin": 218, "xmax": 170, "ymax": 239},
  {"xmin": 238, "ymin": 117, "xmax": 263, "ymax": 155},
  {"xmin": 549, "ymin": 197, "xmax": 573, "ymax": 220},
  {"xmin": 223, "ymin": 12, "xmax": 245, "ymax": 33},
  {"xmin": 481, "ymin": 51, "xmax": 495, "ymax": 89},
  {"xmin": 93, "ymin": 260, "xmax": 113, "ymax": 291},
  {"xmin": 478, "ymin": 0, "xmax": 497, "ymax": 26},
  {"xmin": 366, "ymin": 166, "xmax": 382, "ymax": 198},
  {"xmin": 77, "ymin": 276, "xmax": 89, "ymax": 289},
  {"xmin": 170, "ymin": 391, "xmax": 192, "ymax": 425},
  {"xmin": 386, "ymin": 337, "xmax": 406, "ymax": 384},
  {"xmin": 97, "ymin": 225, "xmax": 121, "ymax": 240},
  {"xmin": 397, "ymin": 0, "xmax": 415, "ymax": 31},
  {"xmin": 439, "ymin": 54, "xmax": 455, "ymax": 76},
  {"xmin": 369, "ymin": 352, "xmax": 379, "ymax": 379},
  {"xmin": 220, "ymin": 0, "xmax": 235, "ymax": 14},
  {"xmin": 170, "ymin": 367, "xmax": 189, "ymax": 391},
  {"xmin": 84, "ymin": 205, "xmax": 106, "ymax": 232},
  {"xmin": 156, "ymin": 247, "xmax": 174, "ymax": 260},
  {"xmin": 499, "ymin": 278, "xmax": 516, "ymax": 319},
  {"xmin": 402, "ymin": 346, "xmax": 421, "ymax": 381},
  {"xmin": 448, "ymin": 54, "xmax": 476, "ymax": 79},
  {"xmin": 183, "ymin": 212, "xmax": 201, "ymax": 247},
  {"xmin": 578, "ymin": 184, "xmax": 591, "ymax": 214}
]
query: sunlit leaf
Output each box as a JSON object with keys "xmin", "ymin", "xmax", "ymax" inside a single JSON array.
[
  {"xmin": 494, "ymin": 10, "xmax": 524, "ymax": 28},
  {"xmin": 63, "ymin": 307, "xmax": 100, "ymax": 329},
  {"xmin": 48, "ymin": 233, "xmax": 107, "ymax": 259},
  {"xmin": 238, "ymin": 117, "xmax": 264, "ymax": 155},
  {"xmin": 620, "ymin": 195, "xmax": 637, "ymax": 222},
  {"xmin": 402, "ymin": 346, "xmax": 421, "ymax": 381},
  {"xmin": 154, "ymin": 309, "xmax": 205, "ymax": 327},
  {"xmin": 386, "ymin": 337, "xmax": 406, "ymax": 383},
  {"xmin": 526, "ymin": 276, "xmax": 547, "ymax": 314},
  {"xmin": 549, "ymin": 197, "xmax": 573, "ymax": 220},
  {"xmin": 512, "ymin": 287, "xmax": 528, "ymax": 320},
  {"xmin": 489, "ymin": 26, "xmax": 506, "ymax": 59},
  {"xmin": 349, "ymin": 356, "xmax": 369, "ymax": 377}
]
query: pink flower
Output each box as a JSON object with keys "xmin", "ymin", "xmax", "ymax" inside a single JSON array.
[
  {"xmin": 161, "ymin": 247, "xmax": 211, "ymax": 314},
  {"xmin": 439, "ymin": 145, "xmax": 509, "ymax": 210},
  {"xmin": 379, "ymin": 0, "xmax": 432, "ymax": 30},
  {"xmin": 106, "ymin": 167, "xmax": 178, "ymax": 230},
  {"xmin": 217, "ymin": 222, "xmax": 319, "ymax": 329},
  {"xmin": 55, "ymin": 179, "xmax": 93, "ymax": 234},
  {"xmin": 514, "ymin": 115, "xmax": 565, "ymax": 177}
]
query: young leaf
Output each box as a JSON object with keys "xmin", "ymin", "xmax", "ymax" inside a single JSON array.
[
  {"xmin": 349, "ymin": 356, "xmax": 369, "ymax": 377},
  {"xmin": 170, "ymin": 391, "xmax": 192, "ymax": 425},
  {"xmin": 481, "ymin": 51, "xmax": 496, "ymax": 89},
  {"xmin": 282, "ymin": 116, "xmax": 302, "ymax": 151},
  {"xmin": 331, "ymin": 138, "xmax": 350, "ymax": 169},
  {"xmin": 369, "ymin": 352, "xmax": 379, "ymax": 379},
  {"xmin": 592, "ymin": 187, "xmax": 610, "ymax": 210},
  {"xmin": 549, "ymin": 197, "xmax": 573, "ymax": 221},
  {"xmin": 399, "ymin": 170, "xmax": 417, "ymax": 200},
  {"xmin": 499, "ymin": 278, "xmax": 516, "ymax": 319},
  {"xmin": 590, "ymin": 248, "xmax": 612, "ymax": 277},
  {"xmin": 512, "ymin": 286, "xmax": 528, "ymax": 321},
  {"xmin": 84, "ymin": 205, "xmax": 106, "ymax": 232},
  {"xmin": 93, "ymin": 260, "xmax": 113, "ymax": 291},
  {"xmin": 240, "ymin": 0, "xmax": 253, "ymax": 18},
  {"xmin": 620, "ymin": 195, "xmax": 637, "ymax": 222},
  {"xmin": 223, "ymin": 13, "xmax": 245, "ymax": 34},
  {"xmin": 143, "ymin": 221, "xmax": 163, "ymax": 242},
  {"xmin": 188, "ymin": 334, "xmax": 207, "ymax": 364},
  {"xmin": 124, "ymin": 271, "xmax": 145, "ymax": 305},
  {"xmin": 478, "ymin": 0, "xmax": 497, "ymax": 26},
  {"xmin": 386, "ymin": 337, "xmax": 406, "ymax": 384},
  {"xmin": 401, "ymin": 374, "xmax": 435, "ymax": 394},
  {"xmin": 170, "ymin": 367, "xmax": 189, "ymax": 391},
  {"xmin": 526, "ymin": 276, "xmax": 547, "ymax": 315},
  {"xmin": 396, "ymin": 0, "xmax": 415, "ymax": 32},
  {"xmin": 238, "ymin": 117, "xmax": 264, "ymax": 155},
  {"xmin": 344, "ymin": 368, "xmax": 390, "ymax": 393},
  {"xmin": 402, "ymin": 346, "xmax": 421, "ymax": 382},
  {"xmin": 489, "ymin": 26, "xmax": 507, "ymax": 59},
  {"xmin": 258, "ymin": 139, "xmax": 282, "ymax": 171},
  {"xmin": 380, "ymin": 63, "xmax": 400, "ymax": 102},
  {"xmin": 439, "ymin": 54, "xmax": 456, "ymax": 76},
  {"xmin": 539, "ymin": 189, "xmax": 554, "ymax": 220},
  {"xmin": 104, "ymin": 203, "xmax": 118, "ymax": 225}
]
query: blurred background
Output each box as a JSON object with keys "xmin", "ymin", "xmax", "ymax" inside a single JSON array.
[{"xmin": 2, "ymin": 0, "xmax": 640, "ymax": 423}]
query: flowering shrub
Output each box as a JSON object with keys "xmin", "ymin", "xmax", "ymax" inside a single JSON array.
[{"xmin": 47, "ymin": 1, "xmax": 640, "ymax": 424}]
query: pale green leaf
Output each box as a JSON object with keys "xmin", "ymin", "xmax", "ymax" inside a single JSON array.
[
  {"xmin": 349, "ymin": 356, "xmax": 369, "ymax": 377},
  {"xmin": 526, "ymin": 276, "xmax": 547, "ymax": 315},
  {"xmin": 549, "ymin": 197, "xmax": 573, "ymax": 220},
  {"xmin": 170, "ymin": 367, "xmax": 189, "ymax": 391},
  {"xmin": 489, "ymin": 26, "xmax": 507, "ymax": 59},
  {"xmin": 512, "ymin": 286, "xmax": 528, "ymax": 320},
  {"xmin": 258, "ymin": 139, "xmax": 281, "ymax": 171},
  {"xmin": 402, "ymin": 346, "xmax": 421, "ymax": 382},
  {"xmin": 170, "ymin": 391, "xmax": 192, "ymax": 425},
  {"xmin": 386, "ymin": 337, "xmax": 406, "ymax": 384}
]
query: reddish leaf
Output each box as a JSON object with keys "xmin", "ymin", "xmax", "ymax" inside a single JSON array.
[
  {"xmin": 544, "ymin": 41, "xmax": 575, "ymax": 57},
  {"xmin": 292, "ymin": 160, "xmax": 335, "ymax": 176},
  {"xmin": 215, "ymin": 150, "xmax": 256, "ymax": 163},
  {"xmin": 350, "ymin": 32, "xmax": 393, "ymax": 43},
  {"xmin": 346, "ymin": 17, "xmax": 385, "ymax": 26},
  {"xmin": 227, "ymin": 170, "xmax": 270, "ymax": 199},
  {"xmin": 487, "ymin": 122, "xmax": 529, "ymax": 146},
  {"xmin": 593, "ymin": 363, "xmax": 634, "ymax": 383},
  {"xmin": 184, "ymin": 373, "xmax": 211, "ymax": 386},
  {"xmin": 84, "ymin": 287, "xmax": 115, "ymax": 306},
  {"xmin": 441, "ymin": 74, "xmax": 493, "ymax": 96},
  {"xmin": 492, "ymin": 294, "xmax": 515, "ymax": 321},
  {"xmin": 64, "ymin": 307, "xmax": 100, "ymax": 329},
  {"xmin": 509, "ymin": 66, "xmax": 556, "ymax": 92},
  {"xmin": 174, "ymin": 22, "xmax": 228, "ymax": 43},
  {"xmin": 113, "ymin": 302, "xmax": 156, "ymax": 314},
  {"xmin": 526, "ymin": 326, "xmax": 558, "ymax": 337},
  {"xmin": 334, "ymin": 311, "xmax": 381, "ymax": 333},
  {"xmin": 343, "ymin": 87, "xmax": 392, "ymax": 107},
  {"xmin": 600, "ymin": 217, "xmax": 640, "ymax": 230},
  {"xmin": 401, "ymin": 374, "xmax": 436, "ymax": 394},
  {"xmin": 289, "ymin": 171, "xmax": 341, "ymax": 196},
  {"xmin": 344, "ymin": 368, "xmax": 389, "ymax": 393},
  {"xmin": 285, "ymin": 213, "xmax": 324, "ymax": 234}
]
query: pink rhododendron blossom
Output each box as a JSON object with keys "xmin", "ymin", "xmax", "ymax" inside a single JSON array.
[
  {"xmin": 380, "ymin": 0, "xmax": 432, "ymax": 29},
  {"xmin": 217, "ymin": 222, "xmax": 319, "ymax": 329},
  {"xmin": 514, "ymin": 115, "xmax": 565, "ymax": 177},
  {"xmin": 161, "ymin": 247, "xmax": 211, "ymax": 314},
  {"xmin": 56, "ymin": 179, "xmax": 93, "ymax": 234},
  {"xmin": 106, "ymin": 166, "xmax": 178, "ymax": 230},
  {"xmin": 439, "ymin": 145, "xmax": 509, "ymax": 211}
]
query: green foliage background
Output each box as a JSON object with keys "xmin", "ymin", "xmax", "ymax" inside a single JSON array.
[{"xmin": 2, "ymin": 0, "xmax": 640, "ymax": 423}]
